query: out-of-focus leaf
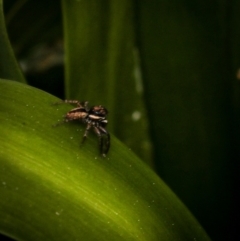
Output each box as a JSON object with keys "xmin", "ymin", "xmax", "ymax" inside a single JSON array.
[
  {"xmin": 137, "ymin": 1, "xmax": 236, "ymax": 240},
  {"xmin": 0, "ymin": 79, "xmax": 210, "ymax": 240},
  {"xmin": 61, "ymin": 0, "xmax": 153, "ymax": 166},
  {"xmin": 4, "ymin": 0, "xmax": 62, "ymax": 58},
  {"xmin": 0, "ymin": 0, "xmax": 25, "ymax": 83}
]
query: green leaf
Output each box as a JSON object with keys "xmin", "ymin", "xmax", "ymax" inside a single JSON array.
[
  {"xmin": 0, "ymin": 0, "xmax": 25, "ymax": 83},
  {"xmin": 0, "ymin": 79, "xmax": 210, "ymax": 240},
  {"xmin": 137, "ymin": 1, "xmax": 235, "ymax": 238}
]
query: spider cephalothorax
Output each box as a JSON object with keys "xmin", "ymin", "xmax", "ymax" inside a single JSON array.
[{"xmin": 55, "ymin": 100, "xmax": 110, "ymax": 156}]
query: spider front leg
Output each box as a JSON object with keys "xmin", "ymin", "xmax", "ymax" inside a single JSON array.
[
  {"xmin": 93, "ymin": 127, "xmax": 104, "ymax": 156},
  {"xmin": 104, "ymin": 132, "xmax": 110, "ymax": 155},
  {"xmin": 101, "ymin": 129, "xmax": 110, "ymax": 155},
  {"xmin": 94, "ymin": 126, "xmax": 110, "ymax": 157}
]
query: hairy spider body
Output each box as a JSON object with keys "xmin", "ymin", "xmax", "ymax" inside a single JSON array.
[{"xmin": 55, "ymin": 100, "xmax": 110, "ymax": 156}]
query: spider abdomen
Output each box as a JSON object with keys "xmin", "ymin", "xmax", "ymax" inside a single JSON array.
[{"xmin": 66, "ymin": 111, "xmax": 88, "ymax": 120}]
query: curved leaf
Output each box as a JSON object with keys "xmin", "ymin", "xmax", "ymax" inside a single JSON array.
[
  {"xmin": 137, "ymin": 2, "xmax": 236, "ymax": 239},
  {"xmin": 0, "ymin": 79, "xmax": 210, "ymax": 240},
  {"xmin": 0, "ymin": 0, "xmax": 25, "ymax": 83}
]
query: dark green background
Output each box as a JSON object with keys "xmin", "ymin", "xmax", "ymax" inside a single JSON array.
[{"xmin": 2, "ymin": 0, "xmax": 240, "ymax": 240}]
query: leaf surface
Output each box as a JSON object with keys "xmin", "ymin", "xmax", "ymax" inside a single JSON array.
[{"xmin": 0, "ymin": 79, "xmax": 210, "ymax": 240}]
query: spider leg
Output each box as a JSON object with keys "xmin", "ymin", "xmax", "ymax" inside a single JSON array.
[
  {"xmin": 104, "ymin": 132, "xmax": 110, "ymax": 154},
  {"xmin": 53, "ymin": 100, "xmax": 88, "ymax": 108},
  {"xmin": 64, "ymin": 100, "xmax": 88, "ymax": 108},
  {"xmin": 98, "ymin": 126, "xmax": 110, "ymax": 156},
  {"xmin": 82, "ymin": 123, "xmax": 92, "ymax": 145},
  {"xmin": 83, "ymin": 101, "xmax": 89, "ymax": 111},
  {"xmin": 93, "ymin": 127, "xmax": 104, "ymax": 156}
]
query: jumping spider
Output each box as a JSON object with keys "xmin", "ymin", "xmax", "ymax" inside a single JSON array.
[{"xmin": 54, "ymin": 100, "xmax": 110, "ymax": 157}]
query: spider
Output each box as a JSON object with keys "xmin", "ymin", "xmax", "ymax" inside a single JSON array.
[{"xmin": 54, "ymin": 100, "xmax": 110, "ymax": 157}]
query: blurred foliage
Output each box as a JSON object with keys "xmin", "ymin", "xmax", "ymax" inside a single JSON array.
[
  {"xmin": 1, "ymin": 0, "xmax": 239, "ymax": 240},
  {"xmin": 0, "ymin": 1, "xmax": 24, "ymax": 83},
  {"xmin": 137, "ymin": 1, "xmax": 240, "ymax": 241}
]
